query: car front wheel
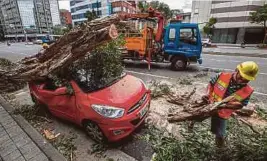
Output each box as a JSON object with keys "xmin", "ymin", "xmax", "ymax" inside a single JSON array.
[{"xmin": 83, "ymin": 120, "xmax": 106, "ymax": 143}]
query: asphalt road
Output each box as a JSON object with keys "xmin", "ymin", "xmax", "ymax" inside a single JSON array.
[{"xmin": 0, "ymin": 43, "xmax": 266, "ymax": 96}]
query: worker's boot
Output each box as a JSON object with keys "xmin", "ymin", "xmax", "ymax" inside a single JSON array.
[{"xmin": 215, "ymin": 137, "xmax": 226, "ymax": 148}]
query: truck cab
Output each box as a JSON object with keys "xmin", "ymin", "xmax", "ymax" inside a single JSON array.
[{"xmin": 164, "ymin": 22, "xmax": 202, "ymax": 70}]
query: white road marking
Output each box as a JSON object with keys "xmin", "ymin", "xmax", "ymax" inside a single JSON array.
[
  {"xmin": 203, "ymin": 53, "xmax": 267, "ymax": 60},
  {"xmin": 126, "ymin": 70, "xmax": 267, "ymax": 96},
  {"xmin": 202, "ymin": 58, "xmax": 267, "ymax": 66},
  {"xmin": 125, "ymin": 70, "xmax": 172, "ymax": 79},
  {"xmin": 199, "ymin": 66, "xmax": 267, "ymax": 76}
]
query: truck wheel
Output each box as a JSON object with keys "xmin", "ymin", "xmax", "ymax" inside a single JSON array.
[
  {"xmin": 83, "ymin": 120, "xmax": 106, "ymax": 143},
  {"xmin": 171, "ymin": 57, "xmax": 187, "ymax": 71}
]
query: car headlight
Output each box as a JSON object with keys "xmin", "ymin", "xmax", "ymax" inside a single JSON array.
[{"xmin": 91, "ymin": 104, "xmax": 124, "ymax": 119}]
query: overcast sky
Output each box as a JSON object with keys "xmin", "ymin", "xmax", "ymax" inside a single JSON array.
[{"xmin": 58, "ymin": 0, "xmax": 192, "ymax": 12}]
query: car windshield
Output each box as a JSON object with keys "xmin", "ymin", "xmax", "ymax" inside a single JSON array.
[{"xmin": 73, "ymin": 70, "xmax": 126, "ymax": 93}]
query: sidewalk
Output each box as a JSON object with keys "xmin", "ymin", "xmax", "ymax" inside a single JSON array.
[
  {"xmin": 202, "ymin": 47, "xmax": 267, "ymax": 58},
  {"xmin": 0, "ymin": 105, "xmax": 48, "ymax": 161}
]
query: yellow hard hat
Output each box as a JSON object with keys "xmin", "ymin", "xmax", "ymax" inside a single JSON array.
[
  {"xmin": 237, "ymin": 61, "xmax": 259, "ymax": 81},
  {"xmin": 42, "ymin": 43, "xmax": 48, "ymax": 47}
]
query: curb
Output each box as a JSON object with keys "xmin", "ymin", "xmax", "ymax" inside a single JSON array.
[
  {"xmin": 0, "ymin": 95, "xmax": 66, "ymax": 161},
  {"xmin": 203, "ymin": 52, "xmax": 267, "ymax": 58}
]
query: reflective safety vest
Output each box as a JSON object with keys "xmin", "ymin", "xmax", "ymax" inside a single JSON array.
[{"xmin": 209, "ymin": 72, "xmax": 253, "ymax": 119}]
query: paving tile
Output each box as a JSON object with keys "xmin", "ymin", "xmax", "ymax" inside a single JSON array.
[
  {"xmin": 12, "ymin": 133, "xmax": 28, "ymax": 143},
  {"xmin": 15, "ymin": 137, "xmax": 31, "ymax": 148},
  {"xmin": 2, "ymin": 149, "xmax": 22, "ymax": 161},
  {"xmin": 19, "ymin": 142, "xmax": 41, "ymax": 160},
  {"xmin": 0, "ymin": 130, "xmax": 7, "ymax": 138},
  {"xmin": 5, "ymin": 126, "xmax": 24, "ymax": 138},
  {"xmin": 1, "ymin": 138, "xmax": 12, "ymax": 148},
  {"xmin": 0, "ymin": 141, "xmax": 17, "ymax": 157},
  {"xmin": 11, "ymin": 156, "xmax": 26, "ymax": 161},
  {"xmin": 0, "ymin": 115, "xmax": 12, "ymax": 124},
  {"xmin": 28, "ymin": 152, "xmax": 48, "ymax": 161},
  {"xmin": 3, "ymin": 122, "xmax": 17, "ymax": 130},
  {"xmin": 0, "ymin": 135, "xmax": 10, "ymax": 145}
]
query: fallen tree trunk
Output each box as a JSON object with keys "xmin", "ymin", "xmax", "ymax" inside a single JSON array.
[
  {"xmin": 0, "ymin": 15, "xmax": 121, "ymax": 92},
  {"xmin": 167, "ymin": 96, "xmax": 239, "ymax": 122}
]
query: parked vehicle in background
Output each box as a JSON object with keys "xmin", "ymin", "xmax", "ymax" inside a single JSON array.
[
  {"xmin": 201, "ymin": 38, "xmax": 212, "ymax": 47},
  {"xmin": 34, "ymin": 39, "xmax": 43, "ymax": 44},
  {"xmin": 29, "ymin": 73, "xmax": 151, "ymax": 142}
]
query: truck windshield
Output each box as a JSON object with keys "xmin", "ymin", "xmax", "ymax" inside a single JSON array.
[{"xmin": 73, "ymin": 70, "xmax": 126, "ymax": 93}]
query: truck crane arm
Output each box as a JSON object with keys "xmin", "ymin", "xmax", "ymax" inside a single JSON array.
[{"xmin": 119, "ymin": 7, "xmax": 165, "ymax": 42}]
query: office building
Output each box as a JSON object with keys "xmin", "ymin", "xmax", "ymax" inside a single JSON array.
[
  {"xmin": 211, "ymin": 0, "xmax": 266, "ymax": 44},
  {"xmin": 190, "ymin": 0, "xmax": 212, "ymax": 30},
  {"xmin": 60, "ymin": 9, "xmax": 72, "ymax": 26},
  {"xmin": 70, "ymin": 0, "xmax": 110, "ymax": 26},
  {"xmin": 70, "ymin": 0, "xmax": 138, "ymax": 26},
  {"xmin": 191, "ymin": 0, "xmax": 267, "ymax": 44},
  {"xmin": 111, "ymin": 1, "xmax": 137, "ymax": 14},
  {"xmin": 0, "ymin": 0, "xmax": 61, "ymax": 39}
]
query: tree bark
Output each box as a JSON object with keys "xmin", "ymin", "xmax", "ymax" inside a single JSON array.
[
  {"xmin": 0, "ymin": 15, "xmax": 121, "ymax": 92},
  {"xmin": 167, "ymin": 96, "xmax": 241, "ymax": 123}
]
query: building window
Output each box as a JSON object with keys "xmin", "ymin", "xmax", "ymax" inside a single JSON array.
[
  {"xmin": 169, "ymin": 28, "xmax": 176, "ymax": 41},
  {"xmin": 71, "ymin": 8, "xmax": 75, "ymax": 13},
  {"xmin": 70, "ymin": 0, "xmax": 83, "ymax": 6},
  {"xmin": 92, "ymin": 2, "xmax": 101, "ymax": 9},
  {"xmin": 194, "ymin": 8, "xmax": 199, "ymax": 14},
  {"xmin": 113, "ymin": 7, "xmax": 121, "ymax": 13},
  {"xmin": 97, "ymin": 10, "xmax": 102, "ymax": 16},
  {"xmin": 72, "ymin": 13, "xmax": 85, "ymax": 20}
]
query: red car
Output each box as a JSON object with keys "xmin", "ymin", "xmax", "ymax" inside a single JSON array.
[{"xmin": 29, "ymin": 73, "xmax": 151, "ymax": 142}]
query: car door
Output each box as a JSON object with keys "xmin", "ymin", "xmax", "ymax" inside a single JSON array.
[
  {"xmin": 178, "ymin": 27, "xmax": 200, "ymax": 56},
  {"xmin": 38, "ymin": 86, "xmax": 77, "ymax": 122}
]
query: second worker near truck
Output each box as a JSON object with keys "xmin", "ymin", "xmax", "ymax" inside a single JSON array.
[{"xmin": 202, "ymin": 61, "xmax": 259, "ymax": 147}]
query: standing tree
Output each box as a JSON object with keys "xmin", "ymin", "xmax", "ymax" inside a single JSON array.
[
  {"xmin": 137, "ymin": 1, "xmax": 149, "ymax": 13},
  {"xmin": 249, "ymin": 4, "xmax": 267, "ymax": 44},
  {"xmin": 138, "ymin": 1, "xmax": 172, "ymax": 19},
  {"xmin": 203, "ymin": 17, "xmax": 217, "ymax": 38},
  {"xmin": 85, "ymin": 10, "xmax": 98, "ymax": 22}
]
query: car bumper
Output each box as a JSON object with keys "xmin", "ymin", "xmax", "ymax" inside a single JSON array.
[{"xmin": 97, "ymin": 95, "xmax": 151, "ymax": 142}]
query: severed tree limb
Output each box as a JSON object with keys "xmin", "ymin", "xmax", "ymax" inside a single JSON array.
[
  {"xmin": 167, "ymin": 96, "xmax": 237, "ymax": 123},
  {"xmin": 0, "ymin": 15, "xmax": 123, "ymax": 92},
  {"xmin": 232, "ymin": 113, "xmax": 261, "ymax": 135}
]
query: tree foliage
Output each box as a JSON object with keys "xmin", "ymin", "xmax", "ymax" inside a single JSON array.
[
  {"xmin": 65, "ymin": 35, "xmax": 125, "ymax": 90},
  {"xmin": 203, "ymin": 17, "xmax": 217, "ymax": 37},
  {"xmin": 138, "ymin": 1, "xmax": 173, "ymax": 19},
  {"xmin": 144, "ymin": 119, "xmax": 267, "ymax": 161},
  {"xmin": 85, "ymin": 10, "xmax": 98, "ymax": 22},
  {"xmin": 249, "ymin": 4, "xmax": 267, "ymax": 44}
]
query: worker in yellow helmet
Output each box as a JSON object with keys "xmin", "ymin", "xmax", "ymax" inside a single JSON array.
[
  {"xmin": 202, "ymin": 61, "xmax": 259, "ymax": 147},
  {"xmin": 42, "ymin": 43, "xmax": 49, "ymax": 50}
]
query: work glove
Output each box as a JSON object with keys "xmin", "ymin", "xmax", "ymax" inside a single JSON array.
[{"xmin": 201, "ymin": 95, "xmax": 210, "ymax": 104}]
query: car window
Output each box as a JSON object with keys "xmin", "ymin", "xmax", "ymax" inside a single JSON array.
[
  {"xmin": 73, "ymin": 69, "xmax": 126, "ymax": 93},
  {"xmin": 43, "ymin": 78, "xmax": 64, "ymax": 91},
  {"xmin": 179, "ymin": 28, "xmax": 198, "ymax": 45},
  {"xmin": 169, "ymin": 28, "xmax": 176, "ymax": 41}
]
